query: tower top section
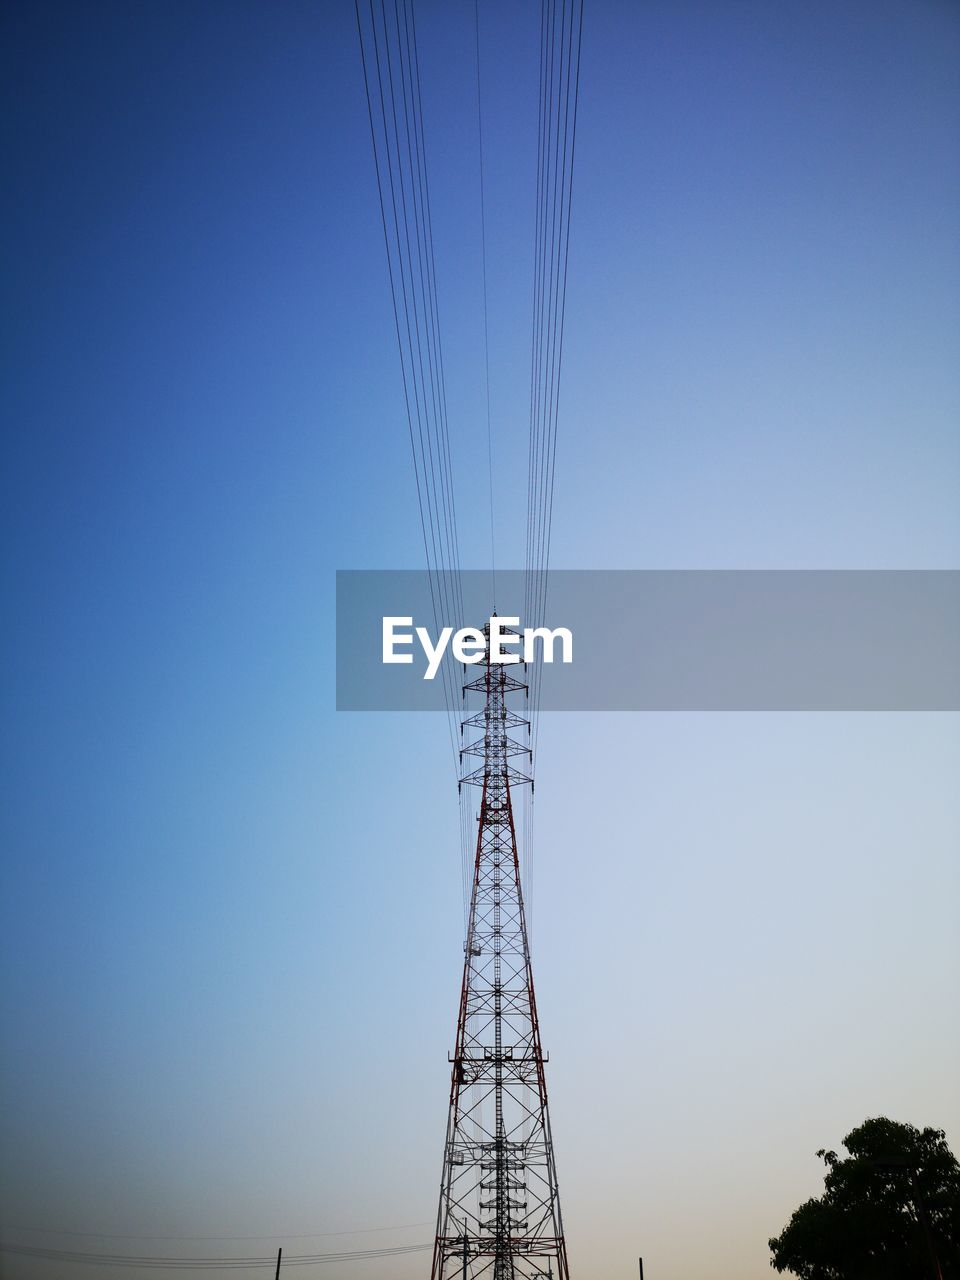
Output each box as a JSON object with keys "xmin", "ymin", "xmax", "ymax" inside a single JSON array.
[{"xmin": 459, "ymin": 621, "xmax": 533, "ymax": 793}]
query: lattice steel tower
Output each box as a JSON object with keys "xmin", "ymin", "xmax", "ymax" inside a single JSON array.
[{"xmin": 431, "ymin": 624, "xmax": 569, "ymax": 1280}]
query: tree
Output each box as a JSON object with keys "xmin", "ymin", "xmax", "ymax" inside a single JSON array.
[{"xmin": 769, "ymin": 1117, "xmax": 960, "ymax": 1279}]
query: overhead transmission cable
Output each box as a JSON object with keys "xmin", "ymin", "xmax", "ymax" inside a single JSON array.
[
  {"xmin": 0, "ymin": 1240, "xmax": 431, "ymax": 1270},
  {"xmin": 521, "ymin": 0, "xmax": 583, "ymax": 938},
  {"xmin": 356, "ymin": 0, "xmax": 465, "ymax": 773},
  {"xmin": 475, "ymin": 0, "xmax": 496, "ymax": 610},
  {"xmin": 524, "ymin": 0, "xmax": 584, "ymax": 761},
  {"xmin": 4, "ymin": 1221, "xmax": 431, "ymax": 1242},
  {"xmin": 455, "ymin": 0, "xmax": 498, "ymax": 929}
]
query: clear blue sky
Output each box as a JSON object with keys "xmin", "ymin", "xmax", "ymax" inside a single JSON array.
[{"xmin": 1, "ymin": 2, "xmax": 958, "ymax": 1279}]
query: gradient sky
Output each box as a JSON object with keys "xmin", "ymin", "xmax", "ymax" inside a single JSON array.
[{"xmin": 1, "ymin": 2, "xmax": 959, "ymax": 1279}]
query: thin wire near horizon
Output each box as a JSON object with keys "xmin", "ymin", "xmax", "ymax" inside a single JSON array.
[
  {"xmin": 3, "ymin": 1220, "xmax": 431, "ymax": 1242},
  {"xmin": 0, "ymin": 1239, "xmax": 431, "ymax": 1271}
]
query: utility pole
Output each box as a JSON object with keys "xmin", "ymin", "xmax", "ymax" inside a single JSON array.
[
  {"xmin": 638, "ymin": 1259, "xmax": 644, "ymax": 1280},
  {"xmin": 274, "ymin": 1246, "xmax": 282, "ymax": 1278},
  {"xmin": 431, "ymin": 622, "xmax": 569, "ymax": 1280}
]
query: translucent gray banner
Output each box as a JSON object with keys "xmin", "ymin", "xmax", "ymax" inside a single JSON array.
[{"xmin": 335, "ymin": 570, "xmax": 960, "ymax": 711}]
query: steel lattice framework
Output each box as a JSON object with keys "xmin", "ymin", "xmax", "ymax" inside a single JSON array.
[{"xmin": 431, "ymin": 625, "xmax": 569, "ymax": 1280}]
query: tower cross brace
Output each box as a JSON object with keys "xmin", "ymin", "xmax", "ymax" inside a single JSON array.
[{"xmin": 431, "ymin": 623, "xmax": 569, "ymax": 1280}]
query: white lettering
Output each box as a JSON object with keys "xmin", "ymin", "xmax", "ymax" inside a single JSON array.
[
  {"xmin": 489, "ymin": 616, "xmax": 522, "ymax": 664},
  {"xmin": 523, "ymin": 626, "xmax": 573, "ymax": 664},
  {"xmin": 416, "ymin": 625, "xmax": 453, "ymax": 681},
  {"xmin": 383, "ymin": 617, "xmax": 414, "ymax": 664},
  {"xmin": 453, "ymin": 627, "xmax": 486, "ymax": 665},
  {"xmin": 381, "ymin": 617, "xmax": 574, "ymax": 678}
]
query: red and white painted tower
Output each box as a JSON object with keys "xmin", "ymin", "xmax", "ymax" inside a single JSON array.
[{"xmin": 431, "ymin": 624, "xmax": 569, "ymax": 1280}]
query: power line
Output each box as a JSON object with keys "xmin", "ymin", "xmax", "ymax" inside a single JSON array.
[
  {"xmin": 4, "ymin": 1220, "xmax": 431, "ymax": 1242},
  {"xmin": 521, "ymin": 0, "xmax": 583, "ymax": 965},
  {"xmin": 524, "ymin": 0, "xmax": 584, "ymax": 762},
  {"xmin": 0, "ymin": 1240, "xmax": 431, "ymax": 1270},
  {"xmin": 528, "ymin": 0, "xmax": 583, "ymax": 636},
  {"xmin": 355, "ymin": 0, "xmax": 465, "ymax": 771},
  {"xmin": 474, "ymin": 0, "xmax": 496, "ymax": 608}
]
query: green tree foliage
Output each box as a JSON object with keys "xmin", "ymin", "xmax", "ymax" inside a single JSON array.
[{"xmin": 769, "ymin": 1117, "xmax": 960, "ymax": 1279}]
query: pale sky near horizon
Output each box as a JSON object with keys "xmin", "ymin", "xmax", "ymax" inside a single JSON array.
[{"xmin": 2, "ymin": 2, "xmax": 959, "ymax": 1279}]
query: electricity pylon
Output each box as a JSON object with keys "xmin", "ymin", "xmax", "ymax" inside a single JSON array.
[{"xmin": 431, "ymin": 623, "xmax": 569, "ymax": 1280}]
